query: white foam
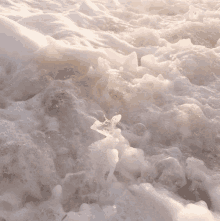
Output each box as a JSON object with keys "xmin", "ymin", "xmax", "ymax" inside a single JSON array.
[{"xmin": 1, "ymin": 0, "xmax": 220, "ymax": 220}]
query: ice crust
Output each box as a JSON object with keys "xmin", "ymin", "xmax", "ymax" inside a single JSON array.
[{"xmin": 1, "ymin": 0, "xmax": 220, "ymax": 220}]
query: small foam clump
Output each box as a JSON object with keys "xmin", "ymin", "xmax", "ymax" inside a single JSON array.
[
  {"xmin": 155, "ymin": 157, "xmax": 187, "ymax": 192},
  {"xmin": 88, "ymin": 115, "xmax": 126, "ymax": 187},
  {"xmin": 177, "ymin": 203, "xmax": 215, "ymax": 221},
  {"xmin": 185, "ymin": 5, "xmax": 205, "ymax": 22},
  {"xmin": 185, "ymin": 157, "xmax": 209, "ymax": 182},
  {"xmin": 89, "ymin": 114, "xmax": 149, "ymax": 185},
  {"xmin": 130, "ymin": 27, "xmax": 160, "ymax": 47},
  {"xmin": 116, "ymin": 146, "xmax": 146, "ymax": 181},
  {"xmin": 184, "ymin": 157, "xmax": 220, "ymax": 212},
  {"xmin": 163, "ymin": 147, "xmax": 183, "ymax": 161}
]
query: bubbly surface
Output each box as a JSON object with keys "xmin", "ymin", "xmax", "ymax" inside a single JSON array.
[{"xmin": 1, "ymin": 0, "xmax": 220, "ymax": 220}]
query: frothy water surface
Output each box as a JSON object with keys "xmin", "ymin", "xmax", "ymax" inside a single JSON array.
[{"xmin": 1, "ymin": 0, "xmax": 220, "ymax": 220}]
